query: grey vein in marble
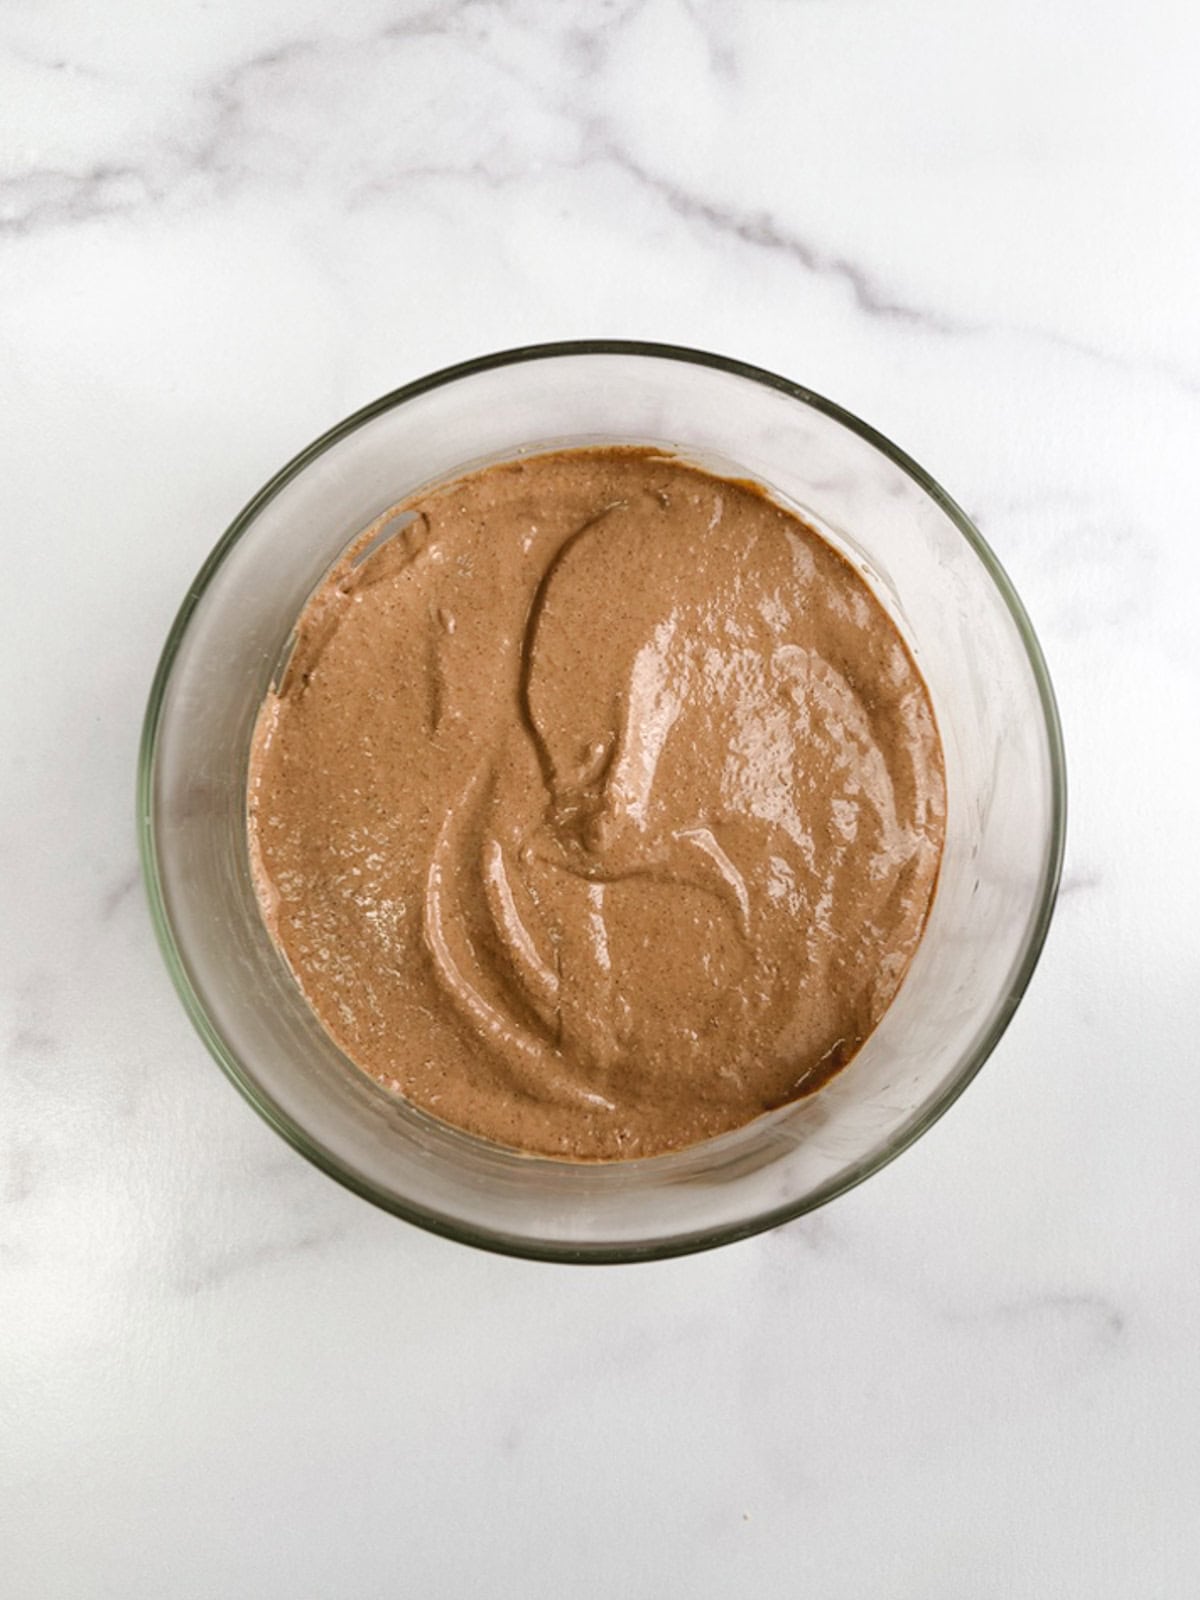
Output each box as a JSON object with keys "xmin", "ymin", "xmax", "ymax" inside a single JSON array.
[
  {"xmin": 99, "ymin": 867, "xmax": 141, "ymax": 922},
  {"xmin": 1058, "ymin": 868, "xmax": 1103, "ymax": 898},
  {"xmin": 0, "ymin": 163, "xmax": 157, "ymax": 238},
  {"xmin": 599, "ymin": 144, "xmax": 960, "ymax": 331},
  {"xmin": 954, "ymin": 1290, "xmax": 1127, "ymax": 1348},
  {"xmin": 173, "ymin": 1221, "xmax": 351, "ymax": 1297},
  {"xmin": 2, "ymin": 1138, "xmax": 42, "ymax": 1205},
  {"xmin": 589, "ymin": 142, "xmax": 1200, "ymax": 399}
]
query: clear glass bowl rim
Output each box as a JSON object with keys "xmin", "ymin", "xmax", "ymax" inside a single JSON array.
[{"xmin": 138, "ymin": 339, "xmax": 1067, "ymax": 1264}]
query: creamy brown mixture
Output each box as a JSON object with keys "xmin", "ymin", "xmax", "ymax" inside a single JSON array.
[{"xmin": 248, "ymin": 448, "xmax": 946, "ymax": 1160}]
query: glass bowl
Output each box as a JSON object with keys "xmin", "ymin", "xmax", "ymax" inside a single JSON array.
[{"xmin": 139, "ymin": 341, "xmax": 1065, "ymax": 1262}]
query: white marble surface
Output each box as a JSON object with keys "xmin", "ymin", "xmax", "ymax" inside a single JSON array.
[{"xmin": 3, "ymin": 1, "xmax": 1199, "ymax": 1593}]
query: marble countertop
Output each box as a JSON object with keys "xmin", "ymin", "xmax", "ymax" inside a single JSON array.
[{"xmin": 4, "ymin": 2, "xmax": 1199, "ymax": 1594}]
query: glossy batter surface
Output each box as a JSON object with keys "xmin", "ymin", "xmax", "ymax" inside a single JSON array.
[{"xmin": 248, "ymin": 448, "xmax": 946, "ymax": 1159}]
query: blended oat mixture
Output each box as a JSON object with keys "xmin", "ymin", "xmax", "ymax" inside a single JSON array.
[{"xmin": 248, "ymin": 448, "xmax": 946, "ymax": 1159}]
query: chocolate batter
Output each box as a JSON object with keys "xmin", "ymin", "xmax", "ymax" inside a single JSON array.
[{"xmin": 248, "ymin": 448, "xmax": 946, "ymax": 1159}]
